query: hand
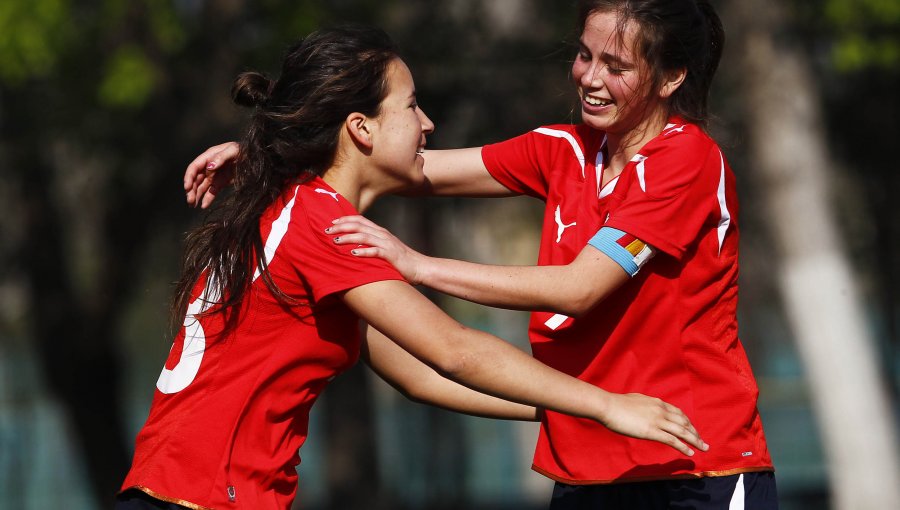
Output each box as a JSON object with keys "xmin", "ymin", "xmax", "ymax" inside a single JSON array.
[
  {"xmin": 183, "ymin": 142, "xmax": 239, "ymax": 208},
  {"xmin": 597, "ymin": 392, "xmax": 708, "ymax": 456},
  {"xmin": 328, "ymin": 215, "xmax": 427, "ymax": 285}
]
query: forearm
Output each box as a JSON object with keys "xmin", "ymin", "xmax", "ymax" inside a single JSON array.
[
  {"xmin": 417, "ymin": 245, "xmax": 629, "ymax": 316},
  {"xmin": 419, "ymin": 257, "xmax": 573, "ymax": 312},
  {"xmin": 432, "ymin": 322, "xmax": 612, "ymax": 423},
  {"xmin": 412, "ymin": 148, "xmax": 513, "ymax": 197},
  {"xmin": 347, "ymin": 282, "xmax": 612, "ymax": 423},
  {"xmin": 345, "ymin": 281, "xmax": 707, "ymax": 457},
  {"xmin": 364, "ymin": 324, "xmax": 540, "ymax": 421}
]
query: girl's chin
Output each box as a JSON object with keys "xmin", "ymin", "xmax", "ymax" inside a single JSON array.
[{"xmin": 581, "ymin": 112, "xmax": 614, "ymax": 131}]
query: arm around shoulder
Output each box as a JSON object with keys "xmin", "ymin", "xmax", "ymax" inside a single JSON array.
[{"xmin": 416, "ymin": 148, "xmax": 515, "ymax": 197}]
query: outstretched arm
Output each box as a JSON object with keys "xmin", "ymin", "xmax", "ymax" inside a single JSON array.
[
  {"xmin": 182, "ymin": 143, "xmax": 514, "ymax": 207},
  {"xmin": 363, "ymin": 324, "xmax": 540, "ymax": 421},
  {"xmin": 330, "ymin": 216, "xmax": 629, "ymax": 317},
  {"xmin": 343, "ymin": 280, "xmax": 707, "ymax": 456},
  {"xmin": 415, "ymin": 148, "xmax": 515, "ymax": 197}
]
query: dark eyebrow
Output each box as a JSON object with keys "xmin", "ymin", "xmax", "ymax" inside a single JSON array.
[{"xmin": 601, "ymin": 52, "xmax": 633, "ymax": 67}]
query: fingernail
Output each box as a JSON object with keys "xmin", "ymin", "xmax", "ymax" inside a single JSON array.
[
  {"xmin": 207, "ymin": 162, "xmax": 216, "ymax": 169},
  {"xmin": 333, "ymin": 237, "xmax": 341, "ymax": 243},
  {"xmin": 324, "ymin": 227, "xmax": 332, "ymax": 233},
  {"xmin": 350, "ymin": 249, "xmax": 358, "ymax": 255}
]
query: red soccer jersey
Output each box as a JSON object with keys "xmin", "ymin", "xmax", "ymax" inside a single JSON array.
[
  {"xmin": 121, "ymin": 177, "xmax": 404, "ymax": 509},
  {"xmin": 482, "ymin": 120, "xmax": 773, "ymax": 483}
]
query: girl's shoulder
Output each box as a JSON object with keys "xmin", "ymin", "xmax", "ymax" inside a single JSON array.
[{"xmin": 642, "ymin": 120, "xmax": 720, "ymax": 161}]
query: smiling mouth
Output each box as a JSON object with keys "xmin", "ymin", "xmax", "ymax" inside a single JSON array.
[{"xmin": 584, "ymin": 94, "xmax": 613, "ymax": 107}]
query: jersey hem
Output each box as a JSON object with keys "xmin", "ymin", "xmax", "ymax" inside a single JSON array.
[
  {"xmin": 531, "ymin": 465, "xmax": 775, "ymax": 485},
  {"xmin": 120, "ymin": 486, "xmax": 213, "ymax": 510}
]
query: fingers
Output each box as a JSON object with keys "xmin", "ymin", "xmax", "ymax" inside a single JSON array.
[
  {"xmin": 332, "ymin": 232, "xmax": 384, "ymax": 247},
  {"xmin": 184, "ymin": 142, "xmax": 239, "ymax": 207},
  {"xmin": 326, "ymin": 218, "xmax": 394, "ymax": 242},
  {"xmin": 661, "ymin": 403, "xmax": 708, "ymax": 452},
  {"xmin": 330, "ymin": 215, "xmax": 387, "ymax": 233},
  {"xmin": 201, "ymin": 186, "xmax": 218, "ymax": 209},
  {"xmin": 347, "ymin": 246, "xmax": 381, "ymax": 257},
  {"xmin": 648, "ymin": 404, "xmax": 707, "ymax": 457},
  {"xmin": 654, "ymin": 431, "xmax": 695, "ymax": 457}
]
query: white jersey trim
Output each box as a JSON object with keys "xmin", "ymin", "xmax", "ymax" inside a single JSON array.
[
  {"xmin": 715, "ymin": 150, "xmax": 732, "ymax": 256},
  {"xmin": 533, "ymin": 127, "xmax": 586, "ymax": 178}
]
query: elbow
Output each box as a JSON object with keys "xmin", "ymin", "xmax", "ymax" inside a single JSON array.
[
  {"xmin": 400, "ymin": 385, "xmax": 429, "ymax": 405},
  {"xmin": 554, "ymin": 289, "xmax": 603, "ymax": 318},
  {"xmin": 428, "ymin": 327, "xmax": 480, "ymax": 381},
  {"xmin": 430, "ymin": 351, "xmax": 475, "ymax": 382}
]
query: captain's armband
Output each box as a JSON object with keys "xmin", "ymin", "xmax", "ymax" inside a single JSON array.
[{"xmin": 587, "ymin": 227, "xmax": 655, "ymax": 277}]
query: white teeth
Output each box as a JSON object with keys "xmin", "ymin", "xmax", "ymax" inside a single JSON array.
[{"xmin": 585, "ymin": 95, "xmax": 611, "ymax": 106}]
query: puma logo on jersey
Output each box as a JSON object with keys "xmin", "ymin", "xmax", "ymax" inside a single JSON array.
[
  {"xmin": 554, "ymin": 205, "xmax": 576, "ymax": 243},
  {"xmin": 663, "ymin": 124, "xmax": 686, "ymax": 136},
  {"xmin": 314, "ymin": 188, "xmax": 340, "ymax": 201}
]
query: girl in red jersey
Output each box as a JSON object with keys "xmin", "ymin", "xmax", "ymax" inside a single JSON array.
[
  {"xmin": 326, "ymin": 2, "xmax": 780, "ymax": 508},
  {"xmin": 184, "ymin": 1, "xmax": 779, "ymax": 508},
  {"xmin": 118, "ymin": 24, "xmax": 706, "ymax": 510}
]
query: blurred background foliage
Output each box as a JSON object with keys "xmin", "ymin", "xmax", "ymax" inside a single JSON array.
[{"xmin": 0, "ymin": 1, "xmax": 897, "ymax": 509}]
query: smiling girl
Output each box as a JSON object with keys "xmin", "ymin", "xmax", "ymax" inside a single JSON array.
[{"xmin": 184, "ymin": 1, "xmax": 777, "ymax": 508}]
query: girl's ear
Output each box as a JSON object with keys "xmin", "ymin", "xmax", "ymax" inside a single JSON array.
[
  {"xmin": 659, "ymin": 67, "xmax": 687, "ymax": 99},
  {"xmin": 345, "ymin": 112, "xmax": 374, "ymax": 149}
]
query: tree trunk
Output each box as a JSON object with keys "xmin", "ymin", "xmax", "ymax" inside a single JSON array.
[{"xmin": 732, "ymin": 1, "xmax": 900, "ymax": 508}]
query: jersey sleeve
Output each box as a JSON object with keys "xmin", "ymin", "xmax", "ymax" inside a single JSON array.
[
  {"xmin": 603, "ymin": 131, "xmax": 725, "ymax": 260},
  {"xmin": 285, "ymin": 189, "xmax": 405, "ymax": 302},
  {"xmin": 481, "ymin": 129, "xmax": 557, "ymax": 199}
]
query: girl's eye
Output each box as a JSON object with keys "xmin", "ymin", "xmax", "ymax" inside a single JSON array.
[
  {"xmin": 410, "ymin": 102, "xmax": 418, "ymax": 109},
  {"xmin": 606, "ymin": 66, "xmax": 627, "ymax": 75},
  {"xmin": 577, "ymin": 51, "xmax": 590, "ymax": 61}
]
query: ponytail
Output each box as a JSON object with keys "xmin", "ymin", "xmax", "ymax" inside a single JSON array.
[
  {"xmin": 170, "ymin": 26, "xmax": 398, "ymax": 333},
  {"xmin": 232, "ymin": 71, "xmax": 275, "ymax": 108},
  {"xmin": 694, "ymin": 0, "xmax": 725, "ymax": 122}
]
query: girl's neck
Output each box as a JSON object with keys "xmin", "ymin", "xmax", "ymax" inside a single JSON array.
[
  {"xmin": 322, "ymin": 161, "xmax": 383, "ymax": 213},
  {"xmin": 603, "ymin": 108, "xmax": 670, "ymax": 177}
]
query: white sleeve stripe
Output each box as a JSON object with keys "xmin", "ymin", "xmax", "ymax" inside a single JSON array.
[
  {"xmin": 632, "ymin": 154, "xmax": 648, "ymax": 192},
  {"xmin": 533, "ymin": 127, "xmax": 586, "ymax": 178},
  {"xmin": 716, "ymin": 150, "xmax": 732, "ymax": 256},
  {"xmin": 253, "ymin": 184, "xmax": 301, "ymax": 282}
]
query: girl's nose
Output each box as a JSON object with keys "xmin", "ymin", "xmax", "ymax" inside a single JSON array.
[
  {"xmin": 419, "ymin": 108, "xmax": 435, "ymax": 134},
  {"xmin": 581, "ymin": 61, "xmax": 605, "ymax": 89}
]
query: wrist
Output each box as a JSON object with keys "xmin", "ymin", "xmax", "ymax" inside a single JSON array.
[
  {"xmin": 590, "ymin": 388, "xmax": 613, "ymax": 426},
  {"xmin": 412, "ymin": 255, "xmax": 436, "ymax": 287}
]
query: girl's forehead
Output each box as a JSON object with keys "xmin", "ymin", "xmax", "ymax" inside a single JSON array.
[
  {"xmin": 581, "ymin": 11, "xmax": 640, "ymax": 57},
  {"xmin": 384, "ymin": 62, "xmax": 414, "ymax": 102}
]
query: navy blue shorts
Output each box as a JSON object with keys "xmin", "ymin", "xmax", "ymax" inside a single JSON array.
[
  {"xmin": 549, "ymin": 472, "xmax": 778, "ymax": 510},
  {"xmin": 114, "ymin": 490, "xmax": 190, "ymax": 510}
]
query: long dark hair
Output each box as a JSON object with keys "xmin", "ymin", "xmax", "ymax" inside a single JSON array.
[
  {"xmin": 576, "ymin": 0, "xmax": 724, "ymax": 130},
  {"xmin": 171, "ymin": 25, "xmax": 398, "ymax": 330}
]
